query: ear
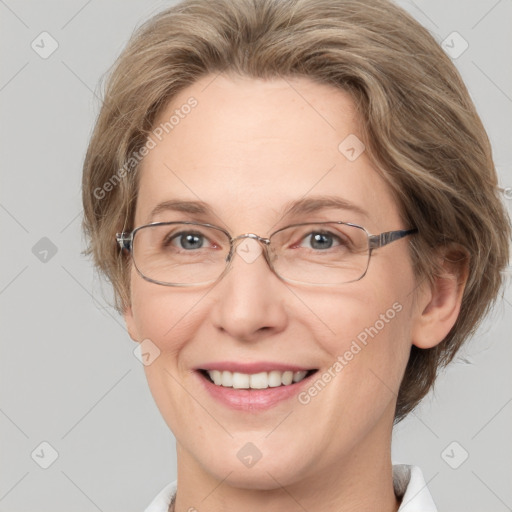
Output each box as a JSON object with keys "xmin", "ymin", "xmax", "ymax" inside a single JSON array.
[
  {"xmin": 412, "ymin": 245, "xmax": 469, "ymax": 349},
  {"xmin": 123, "ymin": 305, "xmax": 141, "ymax": 343}
]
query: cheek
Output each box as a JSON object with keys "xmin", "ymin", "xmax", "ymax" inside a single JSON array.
[
  {"xmin": 309, "ymin": 280, "xmax": 409, "ymax": 348},
  {"xmin": 129, "ymin": 268, "xmax": 203, "ymax": 350},
  {"xmin": 305, "ymin": 276, "xmax": 414, "ymax": 399},
  {"xmin": 129, "ymin": 273, "xmax": 208, "ymax": 429}
]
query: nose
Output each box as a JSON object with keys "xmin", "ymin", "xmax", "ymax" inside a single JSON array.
[{"xmin": 210, "ymin": 236, "xmax": 288, "ymax": 342}]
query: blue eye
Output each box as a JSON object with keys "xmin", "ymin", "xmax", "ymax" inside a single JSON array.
[
  {"xmin": 163, "ymin": 230, "xmax": 218, "ymax": 251},
  {"xmin": 161, "ymin": 231, "xmax": 203, "ymax": 250},
  {"xmin": 175, "ymin": 232, "xmax": 205, "ymax": 250},
  {"xmin": 301, "ymin": 231, "xmax": 345, "ymax": 250}
]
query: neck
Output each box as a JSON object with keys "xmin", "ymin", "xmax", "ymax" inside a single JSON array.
[{"xmin": 172, "ymin": 423, "xmax": 400, "ymax": 512}]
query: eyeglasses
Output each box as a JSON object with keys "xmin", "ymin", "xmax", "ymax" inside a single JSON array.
[{"xmin": 116, "ymin": 221, "xmax": 417, "ymax": 287}]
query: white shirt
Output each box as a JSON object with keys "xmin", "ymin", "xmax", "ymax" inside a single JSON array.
[{"xmin": 144, "ymin": 464, "xmax": 437, "ymax": 512}]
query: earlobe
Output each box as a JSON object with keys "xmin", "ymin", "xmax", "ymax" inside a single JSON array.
[
  {"xmin": 123, "ymin": 305, "xmax": 140, "ymax": 343},
  {"xmin": 412, "ymin": 247, "xmax": 469, "ymax": 349}
]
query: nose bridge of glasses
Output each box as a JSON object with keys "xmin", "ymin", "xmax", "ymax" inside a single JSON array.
[
  {"xmin": 230, "ymin": 232, "xmax": 270, "ymax": 245},
  {"xmin": 226, "ymin": 233, "xmax": 271, "ymax": 264}
]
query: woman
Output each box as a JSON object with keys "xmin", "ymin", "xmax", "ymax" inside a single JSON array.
[{"xmin": 82, "ymin": 0, "xmax": 510, "ymax": 510}]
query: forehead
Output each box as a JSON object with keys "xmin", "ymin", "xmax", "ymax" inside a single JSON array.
[{"xmin": 135, "ymin": 73, "xmax": 401, "ymax": 232}]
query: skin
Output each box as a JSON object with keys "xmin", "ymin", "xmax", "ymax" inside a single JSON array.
[{"xmin": 124, "ymin": 74, "xmax": 466, "ymax": 512}]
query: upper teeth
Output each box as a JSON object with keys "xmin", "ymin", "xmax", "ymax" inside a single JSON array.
[{"xmin": 207, "ymin": 370, "xmax": 309, "ymax": 389}]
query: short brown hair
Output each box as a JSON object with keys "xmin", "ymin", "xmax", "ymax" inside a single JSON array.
[{"xmin": 82, "ymin": 0, "xmax": 510, "ymax": 421}]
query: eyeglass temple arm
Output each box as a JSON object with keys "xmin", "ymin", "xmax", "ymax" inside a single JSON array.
[
  {"xmin": 116, "ymin": 233, "xmax": 132, "ymax": 251},
  {"xmin": 368, "ymin": 228, "xmax": 417, "ymax": 250}
]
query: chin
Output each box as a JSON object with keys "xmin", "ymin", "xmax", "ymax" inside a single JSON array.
[
  {"xmin": 191, "ymin": 440, "xmax": 313, "ymax": 490},
  {"xmin": 207, "ymin": 461, "xmax": 303, "ymax": 491}
]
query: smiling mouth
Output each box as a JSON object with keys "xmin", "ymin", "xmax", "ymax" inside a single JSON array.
[{"xmin": 199, "ymin": 369, "xmax": 318, "ymax": 390}]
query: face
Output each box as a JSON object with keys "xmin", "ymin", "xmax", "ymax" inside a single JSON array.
[{"xmin": 124, "ymin": 74, "xmax": 422, "ymax": 489}]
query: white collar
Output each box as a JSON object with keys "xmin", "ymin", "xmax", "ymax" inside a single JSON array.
[
  {"xmin": 145, "ymin": 464, "xmax": 437, "ymax": 512},
  {"xmin": 394, "ymin": 464, "xmax": 438, "ymax": 511}
]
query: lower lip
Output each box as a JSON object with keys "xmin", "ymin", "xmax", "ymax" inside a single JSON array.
[{"xmin": 197, "ymin": 371, "xmax": 315, "ymax": 411}]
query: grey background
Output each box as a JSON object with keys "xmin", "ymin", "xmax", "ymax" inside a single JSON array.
[{"xmin": 0, "ymin": 0, "xmax": 511, "ymax": 511}]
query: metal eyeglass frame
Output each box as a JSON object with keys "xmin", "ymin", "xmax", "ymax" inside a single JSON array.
[{"xmin": 116, "ymin": 221, "xmax": 418, "ymax": 287}]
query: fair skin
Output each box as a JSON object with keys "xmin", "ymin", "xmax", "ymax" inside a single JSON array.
[{"xmin": 124, "ymin": 74, "xmax": 465, "ymax": 512}]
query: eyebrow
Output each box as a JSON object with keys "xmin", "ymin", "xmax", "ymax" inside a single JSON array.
[
  {"xmin": 281, "ymin": 196, "xmax": 368, "ymax": 220},
  {"xmin": 147, "ymin": 195, "xmax": 368, "ymax": 224}
]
